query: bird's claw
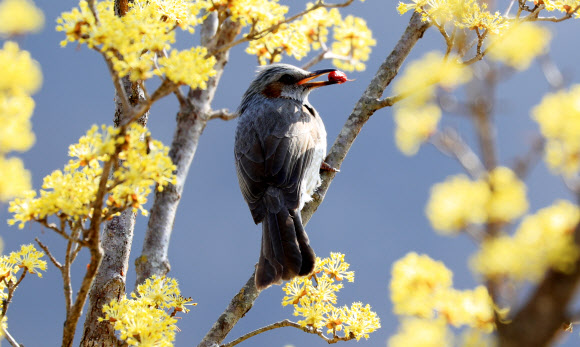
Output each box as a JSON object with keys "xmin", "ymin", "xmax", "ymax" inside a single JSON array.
[{"xmin": 320, "ymin": 161, "xmax": 340, "ymax": 173}]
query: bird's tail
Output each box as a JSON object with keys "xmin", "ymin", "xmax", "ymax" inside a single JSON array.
[{"xmin": 256, "ymin": 189, "xmax": 316, "ymax": 290}]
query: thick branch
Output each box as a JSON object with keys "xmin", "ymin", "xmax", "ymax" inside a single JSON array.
[
  {"xmin": 81, "ymin": 62, "xmax": 148, "ymax": 346},
  {"xmin": 301, "ymin": 11, "xmax": 431, "ymax": 223},
  {"xmin": 135, "ymin": 14, "xmax": 242, "ymax": 285},
  {"xmin": 497, "ymin": 201, "xmax": 580, "ymax": 346},
  {"xmin": 198, "ymin": 12, "xmax": 431, "ymax": 347},
  {"xmin": 198, "ymin": 273, "xmax": 260, "ymax": 347}
]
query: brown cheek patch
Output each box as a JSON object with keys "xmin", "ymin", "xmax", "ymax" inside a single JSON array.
[{"xmin": 262, "ymin": 82, "xmax": 282, "ymax": 98}]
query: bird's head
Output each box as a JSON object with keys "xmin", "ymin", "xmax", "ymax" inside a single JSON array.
[{"xmin": 241, "ymin": 63, "xmax": 340, "ymax": 105}]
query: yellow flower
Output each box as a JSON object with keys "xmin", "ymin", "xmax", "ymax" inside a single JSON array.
[
  {"xmin": 9, "ymin": 244, "xmax": 46, "ymax": 277},
  {"xmin": 459, "ymin": 1, "xmax": 507, "ymax": 34},
  {"xmin": 393, "ymin": 51, "xmax": 471, "ymax": 108},
  {"xmin": 156, "ymin": 47, "xmax": 216, "ymax": 89},
  {"xmin": 331, "ymin": 15, "xmax": 375, "ymax": 71},
  {"xmin": 210, "ymin": 0, "xmax": 287, "ymax": 28},
  {"xmin": 101, "ymin": 275, "xmax": 192, "ymax": 346},
  {"xmin": 321, "ymin": 252, "xmax": 354, "ymax": 282},
  {"xmin": 0, "ymin": 156, "xmax": 31, "ymax": 201},
  {"xmin": 388, "ymin": 317, "xmax": 452, "ymax": 347},
  {"xmin": 0, "ymin": 41, "xmax": 42, "ymax": 94},
  {"xmin": 57, "ymin": 0, "xmax": 210, "ymax": 84},
  {"xmin": 0, "ymin": 92, "xmax": 36, "ymax": 153},
  {"xmin": 297, "ymin": 3, "xmax": 341, "ymax": 50},
  {"xmin": 471, "ymin": 200, "xmax": 580, "ymax": 282},
  {"xmin": 435, "ymin": 286, "xmax": 495, "ymax": 332},
  {"xmin": 486, "ymin": 167, "xmax": 528, "ymax": 223},
  {"xmin": 282, "ymin": 252, "xmax": 379, "ymax": 341},
  {"xmin": 0, "ymin": 0, "xmax": 44, "ymax": 35},
  {"xmin": 390, "ymin": 252, "xmax": 453, "ymax": 317},
  {"xmin": 394, "ymin": 104, "xmax": 441, "ymax": 156},
  {"xmin": 426, "ymin": 174, "xmax": 490, "ymax": 233},
  {"xmin": 341, "ymin": 302, "xmax": 381, "ymax": 341},
  {"xmin": 532, "ymin": 85, "xmax": 580, "ymax": 176},
  {"xmin": 8, "ymin": 123, "xmax": 176, "ymax": 228},
  {"xmin": 487, "ymin": 22, "xmax": 551, "ymax": 70},
  {"xmin": 245, "ymin": 22, "xmax": 310, "ymax": 65}
]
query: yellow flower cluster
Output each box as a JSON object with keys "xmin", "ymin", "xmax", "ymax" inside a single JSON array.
[
  {"xmin": 388, "ymin": 317, "xmax": 452, "ymax": 347},
  {"xmin": 532, "ymin": 85, "xmax": 580, "ymax": 176},
  {"xmin": 0, "ymin": 40, "xmax": 41, "ymax": 201},
  {"xmin": 210, "ymin": 0, "xmax": 288, "ymax": 28},
  {"xmin": 8, "ymin": 123, "xmax": 176, "ymax": 228},
  {"xmin": 488, "ymin": 22, "xmax": 551, "ymax": 70},
  {"xmin": 246, "ymin": 22, "xmax": 311, "ymax": 65},
  {"xmin": 542, "ymin": 0, "xmax": 580, "ymax": 17},
  {"xmin": 0, "ymin": 244, "xmax": 46, "ymax": 281},
  {"xmin": 0, "ymin": 0, "xmax": 43, "ymax": 35},
  {"xmin": 300, "ymin": 4, "xmax": 342, "ymax": 50},
  {"xmin": 100, "ymin": 275, "xmax": 195, "ymax": 346},
  {"xmin": 57, "ymin": 1, "xmax": 215, "ymax": 88},
  {"xmin": 331, "ymin": 15, "xmax": 376, "ymax": 71},
  {"xmin": 392, "ymin": 51, "xmax": 471, "ymax": 156},
  {"xmin": 426, "ymin": 167, "xmax": 528, "ymax": 234},
  {"xmin": 282, "ymin": 253, "xmax": 380, "ymax": 341},
  {"xmin": 397, "ymin": 0, "xmax": 507, "ymax": 35},
  {"xmin": 471, "ymin": 200, "xmax": 580, "ymax": 282},
  {"xmin": 390, "ymin": 253, "xmax": 501, "ymax": 335}
]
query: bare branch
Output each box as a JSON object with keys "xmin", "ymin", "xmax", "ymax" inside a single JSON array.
[
  {"xmin": 209, "ymin": 108, "xmax": 238, "ymax": 121},
  {"xmin": 2, "ymin": 326, "xmax": 21, "ymax": 347},
  {"xmin": 35, "ymin": 238, "xmax": 62, "ymax": 269},
  {"xmin": 430, "ymin": 129, "xmax": 486, "ymax": 179},
  {"xmin": 222, "ymin": 319, "xmax": 354, "ymax": 346},
  {"xmin": 512, "ymin": 136, "xmax": 545, "ymax": 180},
  {"xmin": 301, "ymin": 11, "xmax": 431, "ymax": 224}
]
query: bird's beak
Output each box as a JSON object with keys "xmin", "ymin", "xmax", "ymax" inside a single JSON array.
[{"xmin": 297, "ymin": 69, "xmax": 339, "ymax": 88}]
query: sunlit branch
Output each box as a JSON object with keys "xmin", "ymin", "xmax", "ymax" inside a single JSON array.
[
  {"xmin": 209, "ymin": 0, "xmax": 355, "ymax": 56},
  {"xmin": 430, "ymin": 129, "xmax": 485, "ymax": 179},
  {"xmin": 221, "ymin": 319, "xmax": 354, "ymax": 347},
  {"xmin": 2, "ymin": 327, "xmax": 21, "ymax": 347},
  {"xmin": 209, "ymin": 108, "xmax": 238, "ymax": 121}
]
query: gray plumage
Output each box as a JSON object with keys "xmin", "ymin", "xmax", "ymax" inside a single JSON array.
[{"xmin": 235, "ymin": 64, "xmax": 338, "ymax": 289}]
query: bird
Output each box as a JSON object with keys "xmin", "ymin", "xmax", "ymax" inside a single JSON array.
[{"xmin": 234, "ymin": 63, "xmax": 341, "ymax": 290}]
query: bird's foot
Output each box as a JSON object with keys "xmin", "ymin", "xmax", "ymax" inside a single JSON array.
[{"xmin": 320, "ymin": 161, "xmax": 340, "ymax": 173}]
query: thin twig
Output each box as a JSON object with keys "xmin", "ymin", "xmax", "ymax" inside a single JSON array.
[
  {"xmin": 208, "ymin": 108, "xmax": 238, "ymax": 121},
  {"xmin": 430, "ymin": 129, "xmax": 486, "ymax": 179},
  {"xmin": 221, "ymin": 319, "xmax": 354, "ymax": 346},
  {"xmin": 2, "ymin": 326, "xmax": 21, "ymax": 347},
  {"xmin": 512, "ymin": 136, "xmax": 545, "ymax": 180},
  {"xmin": 34, "ymin": 238, "xmax": 62, "ymax": 269}
]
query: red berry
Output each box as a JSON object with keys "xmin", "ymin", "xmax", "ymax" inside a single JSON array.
[{"xmin": 328, "ymin": 70, "xmax": 348, "ymax": 84}]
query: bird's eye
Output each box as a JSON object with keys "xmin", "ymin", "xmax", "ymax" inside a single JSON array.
[{"xmin": 278, "ymin": 74, "xmax": 294, "ymax": 84}]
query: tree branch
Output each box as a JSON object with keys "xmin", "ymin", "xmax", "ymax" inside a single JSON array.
[
  {"xmin": 430, "ymin": 128, "xmax": 486, "ymax": 179},
  {"xmin": 2, "ymin": 326, "xmax": 21, "ymax": 347},
  {"xmin": 301, "ymin": 11, "xmax": 431, "ymax": 224},
  {"xmin": 221, "ymin": 319, "xmax": 354, "ymax": 346},
  {"xmin": 209, "ymin": 108, "xmax": 238, "ymax": 121},
  {"xmin": 135, "ymin": 13, "xmax": 242, "ymax": 286}
]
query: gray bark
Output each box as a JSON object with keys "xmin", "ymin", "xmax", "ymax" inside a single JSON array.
[{"xmin": 135, "ymin": 13, "xmax": 242, "ymax": 286}]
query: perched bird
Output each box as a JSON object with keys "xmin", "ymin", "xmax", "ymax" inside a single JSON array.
[{"xmin": 234, "ymin": 63, "xmax": 342, "ymax": 290}]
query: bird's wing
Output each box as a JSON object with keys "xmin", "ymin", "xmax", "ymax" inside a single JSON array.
[{"xmin": 235, "ymin": 100, "xmax": 321, "ymax": 223}]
